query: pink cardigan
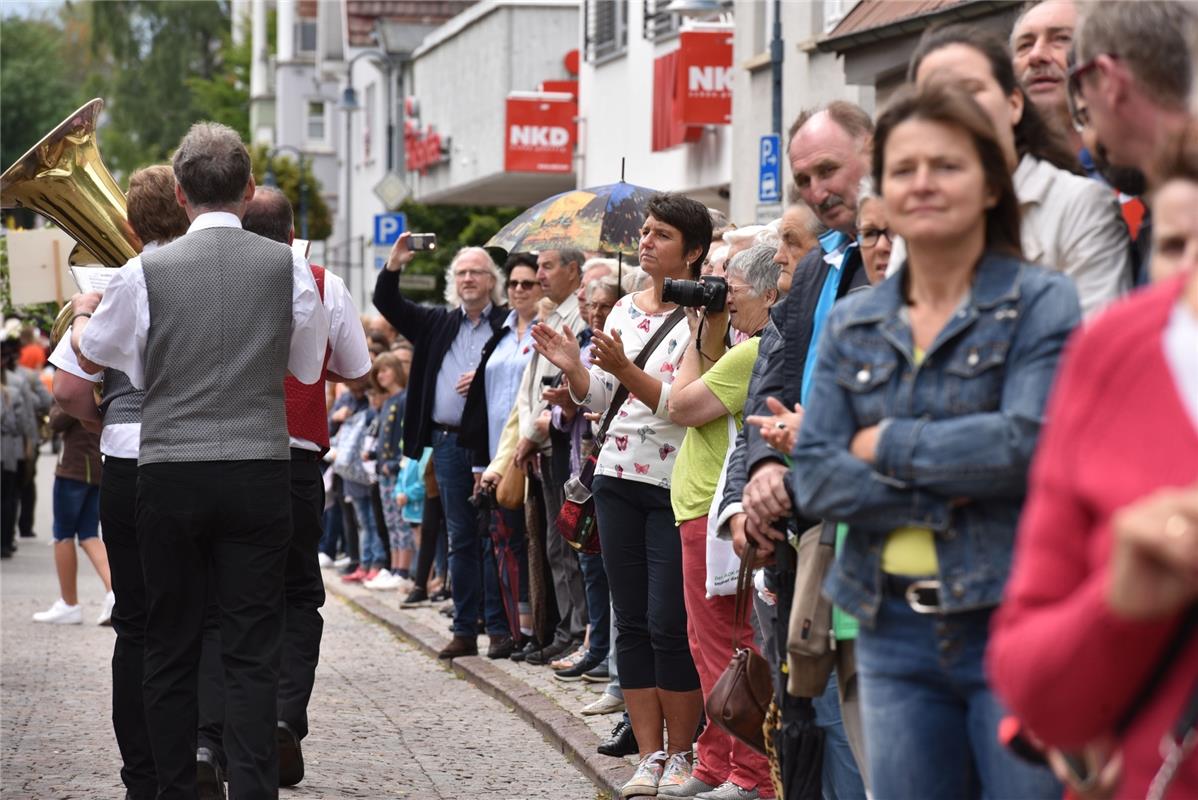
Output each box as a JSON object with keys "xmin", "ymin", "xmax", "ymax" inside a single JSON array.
[{"xmin": 988, "ymin": 273, "xmax": 1198, "ymax": 798}]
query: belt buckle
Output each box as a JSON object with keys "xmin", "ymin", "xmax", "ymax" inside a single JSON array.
[{"xmin": 904, "ymin": 579, "xmax": 942, "ymax": 614}]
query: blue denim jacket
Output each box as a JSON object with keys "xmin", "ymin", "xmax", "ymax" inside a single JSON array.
[{"xmin": 791, "ymin": 253, "xmax": 1081, "ymax": 624}]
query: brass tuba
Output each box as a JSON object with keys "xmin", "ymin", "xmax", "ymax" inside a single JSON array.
[{"xmin": 1, "ymin": 98, "xmax": 141, "ymax": 344}]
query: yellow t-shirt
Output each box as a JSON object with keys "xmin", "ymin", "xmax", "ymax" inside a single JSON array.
[{"xmin": 880, "ymin": 346, "xmax": 939, "ymax": 576}]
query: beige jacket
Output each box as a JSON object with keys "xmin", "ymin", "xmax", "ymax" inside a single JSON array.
[{"xmin": 515, "ymin": 290, "xmax": 585, "ymax": 450}]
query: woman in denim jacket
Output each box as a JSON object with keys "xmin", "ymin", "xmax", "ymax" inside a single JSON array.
[{"xmin": 792, "ymin": 84, "xmax": 1080, "ymax": 799}]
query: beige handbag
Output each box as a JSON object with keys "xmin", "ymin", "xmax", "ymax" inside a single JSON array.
[
  {"xmin": 786, "ymin": 521, "xmax": 838, "ymax": 698},
  {"xmin": 495, "ymin": 463, "xmax": 525, "ymax": 510}
]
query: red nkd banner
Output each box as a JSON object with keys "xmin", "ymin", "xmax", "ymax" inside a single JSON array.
[
  {"xmin": 675, "ymin": 29, "xmax": 733, "ymax": 126},
  {"xmin": 504, "ymin": 94, "xmax": 576, "ymax": 174}
]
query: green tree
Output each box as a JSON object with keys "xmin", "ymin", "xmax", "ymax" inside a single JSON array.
[
  {"xmin": 88, "ymin": 0, "xmax": 231, "ymax": 175},
  {"xmin": 250, "ymin": 143, "xmax": 333, "ymax": 241},
  {"xmin": 0, "ymin": 15, "xmax": 86, "ymax": 171}
]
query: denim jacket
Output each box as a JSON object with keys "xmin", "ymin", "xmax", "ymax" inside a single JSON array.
[{"xmin": 791, "ymin": 253, "xmax": 1081, "ymax": 624}]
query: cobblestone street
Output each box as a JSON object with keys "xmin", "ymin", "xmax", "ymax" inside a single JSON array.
[{"xmin": 0, "ymin": 451, "xmax": 601, "ymax": 799}]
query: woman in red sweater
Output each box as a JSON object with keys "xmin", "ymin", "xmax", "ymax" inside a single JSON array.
[{"xmin": 988, "ymin": 127, "xmax": 1198, "ymax": 799}]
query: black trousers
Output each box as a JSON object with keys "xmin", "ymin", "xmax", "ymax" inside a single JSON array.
[
  {"xmin": 101, "ymin": 457, "xmax": 157, "ymax": 799},
  {"xmin": 139, "ymin": 460, "xmax": 290, "ymax": 800},
  {"xmin": 413, "ymin": 494, "xmax": 443, "ymax": 590},
  {"xmin": 0, "ymin": 468, "xmax": 18, "ymax": 553},
  {"xmin": 17, "ymin": 456, "xmax": 36, "ymax": 536},
  {"xmin": 198, "ymin": 456, "xmax": 327, "ymax": 764}
]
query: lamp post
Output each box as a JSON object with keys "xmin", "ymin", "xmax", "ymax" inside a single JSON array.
[
  {"xmin": 263, "ymin": 144, "xmax": 309, "ymax": 240},
  {"xmin": 340, "ymin": 48, "xmax": 394, "ymax": 306}
]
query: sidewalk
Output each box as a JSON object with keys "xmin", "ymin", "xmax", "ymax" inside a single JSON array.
[{"xmin": 325, "ymin": 574, "xmax": 638, "ymax": 797}]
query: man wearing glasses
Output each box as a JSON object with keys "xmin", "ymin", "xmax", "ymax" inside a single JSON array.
[
  {"xmin": 374, "ymin": 237, "xmax": 508, "ymax": 660},
  {"xmin": 1068, "ymin": 1, "xmax": 1194, "ymax": 187}
]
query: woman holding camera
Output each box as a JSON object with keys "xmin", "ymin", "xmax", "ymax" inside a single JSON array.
[
  {"xmin": 791, "ymin": 83, "xmax": 1080, "ymax": 799},
  {"xmin": 532, "ymin": 193, "xmax": 710, "ymax": 798},
  {"xmin": 663, "ymin": 243, "xmax": 779, "ymax": 800}
]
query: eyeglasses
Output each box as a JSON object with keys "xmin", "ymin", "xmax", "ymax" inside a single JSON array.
[
  {"xmin": 857, "ymin": 228, "xmax": 893, "ymax": 248},
  {"xmin": 506, "ymin": 279, "xmax": 539, "ymax": 291},
  {"xmin": 455, "ymin": 269, "xmax": 490, "ymax": 280},
  {"xmin": 1065, "ymin": 53, "xmax": 1114, "ymax": 132},
  {"xmin": 726, "ymin": 282, "xmax": 755, "ymax": 295}
]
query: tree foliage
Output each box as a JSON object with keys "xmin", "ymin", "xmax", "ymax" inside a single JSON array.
[{"xmin": 250, "ymin": 144, "xmax": 333, "ymax": 241}]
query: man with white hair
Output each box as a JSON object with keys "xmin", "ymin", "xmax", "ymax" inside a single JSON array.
[{"xmin": 375, "ymin": 236, "xmax": 509, "ymax": 660}]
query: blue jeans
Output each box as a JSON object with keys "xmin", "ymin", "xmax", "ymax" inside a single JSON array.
[
  {"xmin": 52, "ymin": 476, "xmax": 101, "ymax": 541},
  {"xmin": 856, "ymin": 595, "xmax": 1062, "ymax": 800},
  {"xmin": 579, "ymin": 551, "xmax": 610, "ymax": 660},
  {"xmin": 432, "ymin": 430, "xmax": 506, "ymax": 638},
  {"xmin": 349, "ymin": 495, "xmax": 385, "ymax": 569},
  {"xmin": 811, "ymin": 672, "xmax": 866, "ymax": 800}
]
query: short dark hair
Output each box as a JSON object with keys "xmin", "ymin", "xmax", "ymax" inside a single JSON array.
[
  {"xmin": 873, "ymin": 83, "xmax": 1023, "ymax": 260},
  {"xmin": 504, "ymin": 252, "xmax": 538, "ymax": 274},
  {"xmin": 171, "ymin": 121, "xmax": 253, "ymax": 208},
  {"xmin": 127, "ymin": 165, "xmax": 189, "ymax": 246},
  {"xmin": 1075, "ymin": 0, "xmax": 1193, "ymax": 110},
  {"xmin": 910, "ymin": 24, "xmax": 1081, "ymax": 175},
  {"xmin": 787, "ymin": 100, "xmax": 874, "ymax": 148},
  {"xmin": 241, "ymin": 187, "xmax": 294, "ymax": 244},
  {"xmin": 645, "ymin": 192, "xmax": 713, "ymax": 278}
]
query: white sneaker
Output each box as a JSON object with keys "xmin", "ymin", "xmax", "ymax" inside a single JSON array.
[
  {"xmin": 317, "ymin": 552, "xmax": 334, "ymax": 569},
  {"xmin": 622, "ymin": 750, "xmax": 666, "ymax": 798},
  {"xmin": 33, "ymin": 599, "xmax": 82, "ymax": 625},
  {"xmin": 581, "ymin": 693, "xmax": 625, "ymax": 715},
  {"xmin": 550, "ymin": 644, "xmax": 588, "ymax": 670},
  {"xmin": 97, "ymin": 591, "xmax": 116, "ymax": 626},
  {"xmin": 365, "ymin": 569, "xmax": 403, "ymax": 590},
  {"xmin": 333, "ymin": 555, "xmax": 352, "ymax": 569},
  {"xmin": 656, "ymin": 752, "xmax": 695, "ymax": 797}
]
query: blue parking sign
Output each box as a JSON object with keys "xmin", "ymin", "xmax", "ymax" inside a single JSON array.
[
  {"xmin": 759, "ymin": 134, "xmax": 781, "ymax": 204},
  {"xmin": 373, "ymin": 212, "xmax": 407, "ymax": 246}
]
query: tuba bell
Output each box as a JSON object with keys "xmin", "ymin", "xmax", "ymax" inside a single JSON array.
[{"xmin": 1, "ymin": 98, "xmax": 141, "ymax": 344}]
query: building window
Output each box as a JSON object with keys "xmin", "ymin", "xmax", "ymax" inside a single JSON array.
[
  {"xmin": 296, "ymin": 20, "xmax": 317, "ymax": 54},
  {"xmin": 642, "ymin": 0, "xmax": 680, "ymax": 41},
  {"xmin": 305, "ymin": 100, "xmax": 327, "ymax": 145},
  {"xmin": 823, "ymin": 0, "xmax": 854, "ymax": 33},
  {"xmin": 585, "ymin": 0, "xmax": 628, "ymax": 63}
]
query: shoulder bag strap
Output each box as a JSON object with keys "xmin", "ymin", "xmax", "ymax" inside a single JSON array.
[
  {"xmin": 731, "ymin": 540, "xmax": 757, "ymax": 651},
  {"xmin": 1116, "ymin": 603, "xmax": 1198, "ymax": 736},
  {"xmin": 592, "ymin": 306, "xmax": 687, "ymax": 444}
]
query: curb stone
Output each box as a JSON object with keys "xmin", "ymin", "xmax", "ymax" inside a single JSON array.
[{"xmin": 325, "ymin": 576, "xmax": 627, "ymax": 799}]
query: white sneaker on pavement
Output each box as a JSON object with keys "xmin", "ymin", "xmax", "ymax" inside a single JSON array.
[
  {"xmin": 550, "ymin": 644, "xmax": 588, "ymax": 671},
  {"xmin": 97, "ymin": 591, "xmax": 116, "ymax": 626},
  {"xmin": 317, "ymin": 553, "xmax": 334, "ymax": 569},
  {"xmin": 694, "ymin": 781, "xmax": 760, "ymax": 800},
  {"xmin": 33, "ymin": 599, "xmax": 82, "ymax": 625},
  {"xmin": 581, "ymin": 693, "xmax": 625, "ymax": 716},
  {"xmin": 622, "ymin": 750, "xmax": 667, "ymax": 798},
  {"xmin": 655, "ymin": 752, "xmax": 694, "ymax": 797},
  {"xmin": 365, "ymin": 569, "xmax": 403, "ymax": 590},
  {"xmin": 333, "ymin": 555, "xmax": 352, "ymax": 569}
]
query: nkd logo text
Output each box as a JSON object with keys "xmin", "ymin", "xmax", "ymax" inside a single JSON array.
[{"xmin": 510, "ymin": 125, "xmax": 571, "ymax": 149}]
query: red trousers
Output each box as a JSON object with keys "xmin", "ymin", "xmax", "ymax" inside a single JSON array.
[{"xmin": 679, "ymin": 516, "xmax": 774, "ymax": 796}]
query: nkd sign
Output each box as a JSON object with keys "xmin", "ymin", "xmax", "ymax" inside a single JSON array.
[
  {"xmin": 676, "ymin": 29, "xmax": 734, "ymax": 126},
  {"xmin": 505, "ymin": 93, "xmax": 576, "ymax": 174}
]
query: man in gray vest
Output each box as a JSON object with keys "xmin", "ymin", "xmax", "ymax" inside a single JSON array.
[
  {"xmin": 54, "ymin": 163, "xmax": 191, "ymax": 800},
  {"xmin": 74, "ymin": 121, "xmax": 328, "ymax": 800}
]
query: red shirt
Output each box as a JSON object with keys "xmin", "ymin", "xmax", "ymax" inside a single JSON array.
[{"xmin": 988, "ymin": 273, "xmax": 1198, "ymax": 798}]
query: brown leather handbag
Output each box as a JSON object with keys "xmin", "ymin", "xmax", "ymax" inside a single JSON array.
[
  {"xmin": 705, "ymin": 541, "xmax": 774, "ymax": 755},
  {"xmin": 495, "ymin": 463, "xmax": 525, "ymax": 510}
]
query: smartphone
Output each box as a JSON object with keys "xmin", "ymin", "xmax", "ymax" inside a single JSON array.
[{"xmin": 408, "ymin": 233, "xmax": 437, "ymax": 251}]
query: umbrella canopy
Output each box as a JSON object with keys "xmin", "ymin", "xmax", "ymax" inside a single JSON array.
[{"xmin": 486, "ymin": 181, "xmax": 657, "ymax": 255}]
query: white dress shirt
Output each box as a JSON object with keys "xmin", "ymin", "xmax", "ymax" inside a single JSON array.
[
  {"xmin": 290, "ymin": 268, "xmax": 372, "ymax": 452},
  {"xmin": 80, "ymin": 212, "xmax": 328, "ymax": 388}
]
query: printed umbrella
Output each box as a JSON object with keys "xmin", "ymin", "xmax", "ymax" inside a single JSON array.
[{"xmin": 486, "ymin": 180, "xmax": 657, "ymax": 256}]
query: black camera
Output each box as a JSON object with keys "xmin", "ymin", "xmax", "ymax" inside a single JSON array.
[
  {"xmin": 662, "ymin": 275, "xmax": 727, "ymax": 313},
  {"xmin": 468, "ymin": 487, "xmax": 497, "ymax": 513}
]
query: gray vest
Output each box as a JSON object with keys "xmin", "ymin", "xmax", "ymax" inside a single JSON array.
[
  {"xmin": 100, "ymin": 368, "xmax": 142, "ymax": 426},
  {"xmin": 139, "ymin": 227, "xmax": 293, "ymax": 464}
]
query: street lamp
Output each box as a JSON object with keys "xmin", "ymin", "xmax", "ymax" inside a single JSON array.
[
  {"xmin": 263, "ymin": 144, "xmax": 309, "ymax": 240},
  {"xmin": 340, "ymin": 48, "xmax": 395, "ymax": 306}
]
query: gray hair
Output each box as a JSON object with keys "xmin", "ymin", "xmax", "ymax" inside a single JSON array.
[
  {"xmin": 1075, "ymin": 1, "xmax": 1194, "ymax": 109},
  {"xmin": 443, "ymin": 246, "xmax": 504, "ymax": 307},
  {"xmin": 855, "ymin": 176, "xmax": 882, "ymax": 227},
  {"xmin": 587, "ymin": 275, "xmax": 620, "ymax": 303},
  {"xmin": 582, "ymin": 257, "xmax": 616, "ymax": 278},
  {"xmin": 726, "ymin": 244, "xmax": 781, "ymax": 297},
  {"xmin": 555, "ymin": 248, "xmax": 587, "ymax": 279},
  {"xmin": 172, "ymin": 121, "xmax": 252, "ymax": 208}
]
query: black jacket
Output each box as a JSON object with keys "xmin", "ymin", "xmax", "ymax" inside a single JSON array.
[
  {"xmin": 718, "ymin": 244, "xmax": 867, "ymax": 520},
  {"xmin": 372, "ymin": 269, "xmax": 507, "ymax": 459},
  {"xmin": 458, "ymin": 323, "xmax": 512, "ymax": 469}
]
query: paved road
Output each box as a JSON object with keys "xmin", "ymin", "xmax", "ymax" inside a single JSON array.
[{"xmin": 1, "ymin": 450, "xmax": 600, "ymax": 799}]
